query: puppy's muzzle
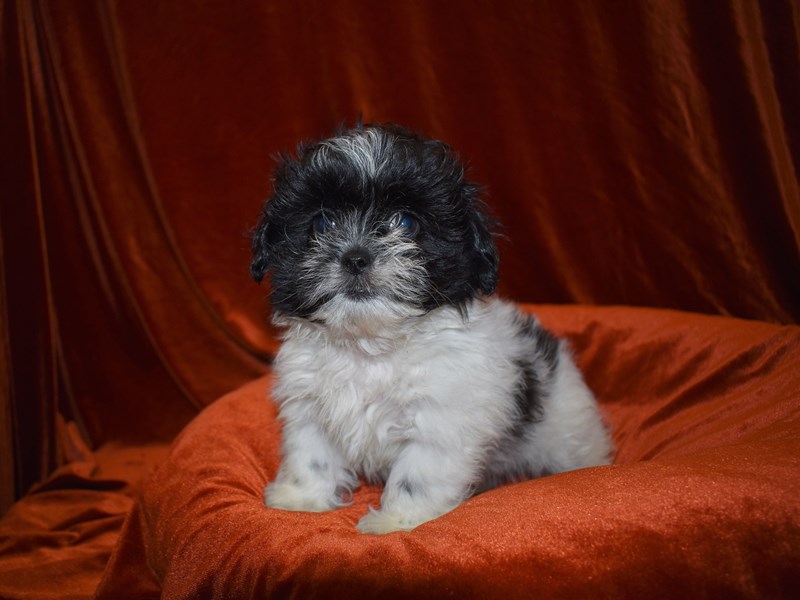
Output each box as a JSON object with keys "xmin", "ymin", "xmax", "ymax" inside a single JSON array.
[{"xmin": 341, "ymin": 247, "xmax": 373, "ymax": 276}]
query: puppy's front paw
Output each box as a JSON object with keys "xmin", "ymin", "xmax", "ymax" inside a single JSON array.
[
  {"xmin": 264, "ymin": 481, "xmax": 338, "ymax": 513},
  {"xmin": 356, "ymin": 508, "xmax": 422, "ymax": 534}
]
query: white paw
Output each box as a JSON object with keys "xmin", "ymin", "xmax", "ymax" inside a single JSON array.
[
  {"xmin": 264, "ymin": 481, "xmax": 338, "ymax": 513},
  {"xmin": 356, "ymin": 508, "xmax": 423, "ymax": 534}
]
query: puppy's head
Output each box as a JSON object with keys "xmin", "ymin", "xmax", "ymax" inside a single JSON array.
[{"xmin": 251, "ymin": 123, "xmax": 498, "ymax": 332}]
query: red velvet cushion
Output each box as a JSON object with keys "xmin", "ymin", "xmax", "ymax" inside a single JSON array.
[{"xmin": 96, "ymin": 306, "xmax": 800, "ymax": 598}]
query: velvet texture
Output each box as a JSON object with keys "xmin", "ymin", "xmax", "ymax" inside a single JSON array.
[
  {"xmin": 1, "ymin": 0, "xmax": 799, "ymax": 598},
  {"xmin": 94, "ymin": 306, "xmax": 800, "ymax": 599}
]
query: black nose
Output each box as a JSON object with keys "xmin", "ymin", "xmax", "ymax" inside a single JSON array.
[{"xmin": 341, "ymin": 247, "xmax": 372, "ymax": 275}]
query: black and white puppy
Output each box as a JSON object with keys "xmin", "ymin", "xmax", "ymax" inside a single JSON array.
[{"xmin": 251, "ymin": 124, "xmax": 612, "ymax": 534}]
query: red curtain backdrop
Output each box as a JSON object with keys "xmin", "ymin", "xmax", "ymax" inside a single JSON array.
[{"xmin": 2, "ymin": 0, "xmax": 799, "ymax": 515}]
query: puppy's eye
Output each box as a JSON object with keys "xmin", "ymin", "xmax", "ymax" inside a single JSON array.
[
  {"xmin": 389, "ymin": 212, "xmax": 419, "ymax": 237},
  {"xmin": 312, "ymin": 213, "xmax": 336, "ymax": 235}
]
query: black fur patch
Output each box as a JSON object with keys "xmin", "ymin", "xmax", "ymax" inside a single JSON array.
[
  {"xmin": 309, "ymin": 460, "xmax": 329, "ymax": 473},
  {"xmin": 509, "ymin": 317, "xmax": 561, "ymax": 437},
  {"xmin": 532, "ymin": 323, "xmax": 560, "ymax": 373},
  {"xmin": 397, "ymin": 478, "xmax": 418, "ymax": 497},
  {"xmin": 511, "ymin": 359, "xmax": 544, "ymax": 431}
]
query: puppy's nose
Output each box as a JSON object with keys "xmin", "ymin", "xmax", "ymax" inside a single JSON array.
[{"xmin": 341, "ymin": 247, "xmax": 372, "ymax": 275}]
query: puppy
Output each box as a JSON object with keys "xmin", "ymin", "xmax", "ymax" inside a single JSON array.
[{"xmin": 251, "ymin": 123, "xmax": 612, "ymax": 534}]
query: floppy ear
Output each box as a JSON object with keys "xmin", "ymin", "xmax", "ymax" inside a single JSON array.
[
  {"xmin": 250, "ymin": 211, "xmax": 271, "ymax": 283},
  {"xmin": 468, "ymin": 199, "xmax": 499, "ymax": 295}
]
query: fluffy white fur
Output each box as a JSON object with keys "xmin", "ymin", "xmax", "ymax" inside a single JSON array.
[{"xmin": 266, "ymin": 298, "xmax": 612, "ymax": 534}]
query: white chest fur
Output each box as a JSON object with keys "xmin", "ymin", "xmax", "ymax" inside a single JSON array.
[{"xmin": 271, "ymin": 299, "xmax": 524, "ymax": 480}]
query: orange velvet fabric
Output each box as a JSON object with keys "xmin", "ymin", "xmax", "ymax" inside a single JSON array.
[
  {"xmin": 0, "ymin": 443, "xmax": 168, "ymax": 599},
  {"xmin": 2, "ymin": 0, "xmax": 800, "ymax": 597},
  {"xmin": 94, "ymin": 306, "xmax": 800, "ymax": 599}
]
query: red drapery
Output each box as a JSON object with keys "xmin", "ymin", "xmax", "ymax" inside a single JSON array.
[{"xmin": 1, "ymin": 0, "xmax": 798, "ymax": 534}]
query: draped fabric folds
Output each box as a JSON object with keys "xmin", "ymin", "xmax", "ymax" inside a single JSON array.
[{"xmin": 1, "ymin": 1, "xmax": 799, "ymax": 598}]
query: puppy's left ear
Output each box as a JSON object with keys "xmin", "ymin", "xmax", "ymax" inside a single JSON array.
[
  {"xmin": 250, "ymin": 210, "xmax": 271, "ymax": 283},
  {"xmin": 468, "ymin": 198, "xmax": 499, "ymax": 295}
]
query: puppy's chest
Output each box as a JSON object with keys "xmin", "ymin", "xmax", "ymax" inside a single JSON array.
[{"xmin": 276, "ymin": 341, "xmax": 422, "ymax": 463}]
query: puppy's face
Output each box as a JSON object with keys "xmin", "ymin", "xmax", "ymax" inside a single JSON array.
[{"xmin": 251, "ymin": 125, "xmax": 498, "ymax": 331}]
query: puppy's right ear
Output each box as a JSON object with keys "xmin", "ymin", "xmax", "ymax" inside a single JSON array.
[{"xmin": 250, "ymin": 210, "xmax": 270, "ymax": 283}]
